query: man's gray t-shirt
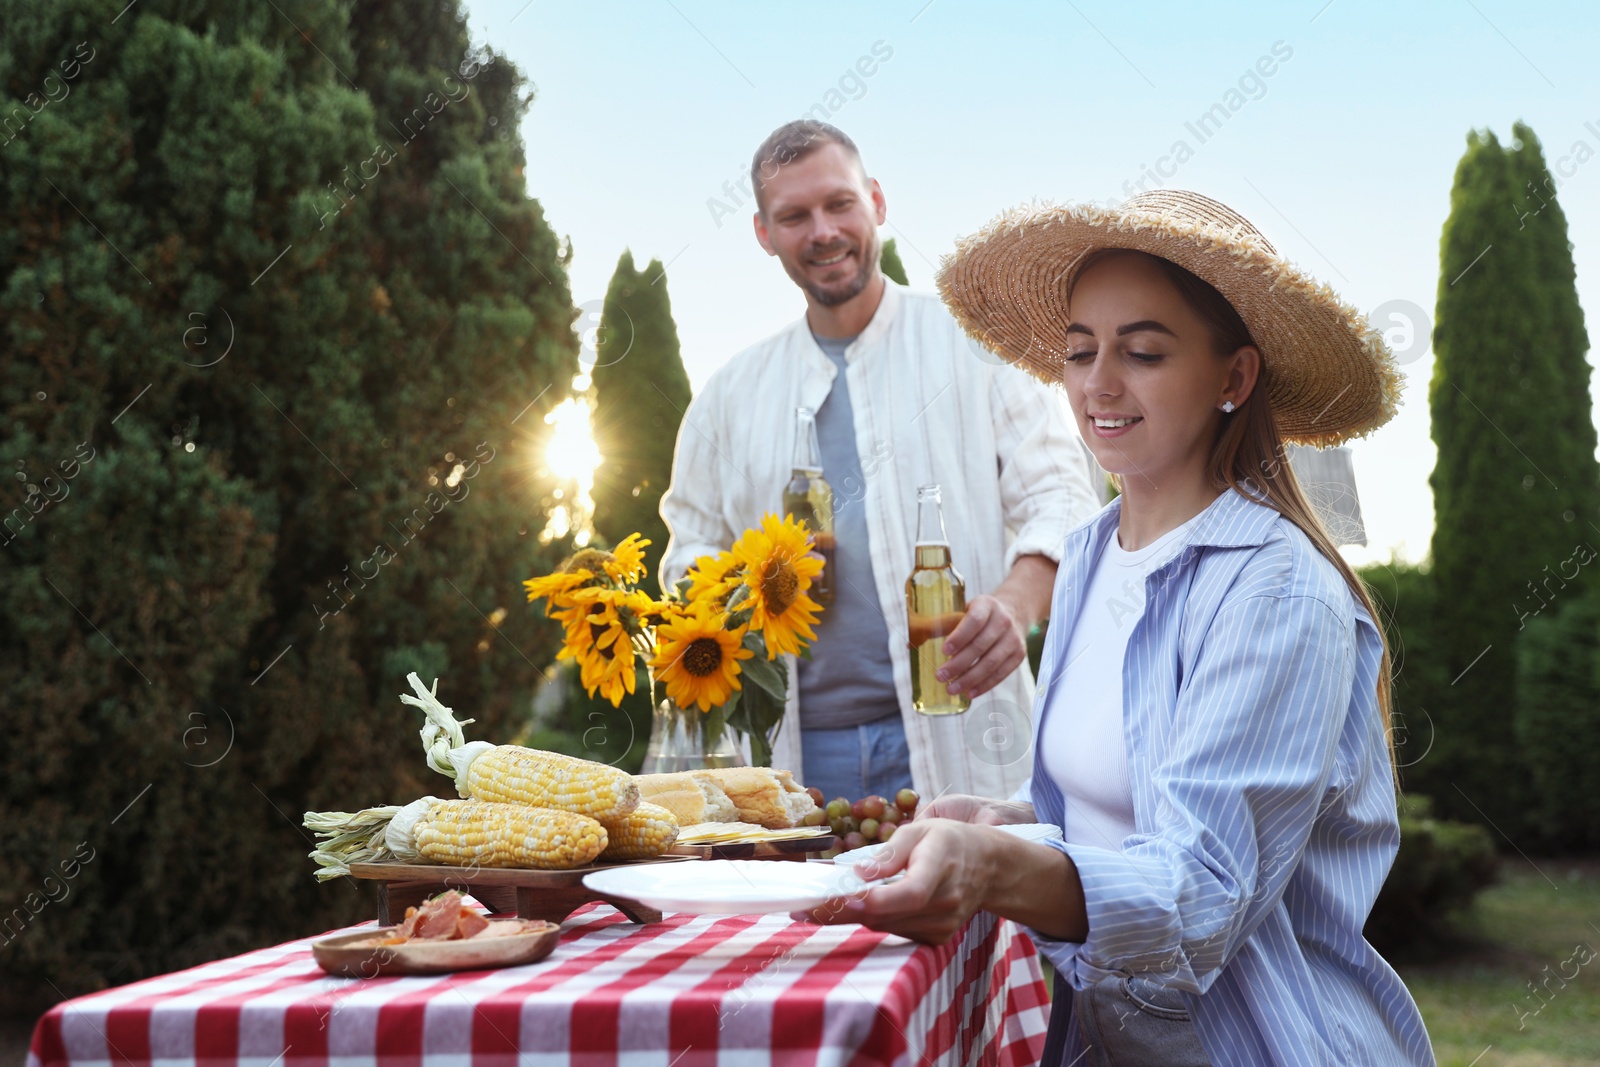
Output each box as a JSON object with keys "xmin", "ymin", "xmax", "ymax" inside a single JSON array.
[{"xmin": 796, "ymin": 331, "xmax": 901, "ymax": 729}]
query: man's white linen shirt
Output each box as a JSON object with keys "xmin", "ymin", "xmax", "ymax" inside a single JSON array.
[{"xmin": 658, "ymin": 281, "xmax": 1100, "ymax": 799}]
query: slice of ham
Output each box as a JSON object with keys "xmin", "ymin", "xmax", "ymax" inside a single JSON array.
[
  {"xmin": 379, "ymin": 891, "xmax": 496, "ymax": 943},
  {"xmin": 454, "ymin": 908, "xmax": 490, "ymax": 939},
  {"xmin": 411, "ymin": 890, "xmax": 466, "ymax": 940}
]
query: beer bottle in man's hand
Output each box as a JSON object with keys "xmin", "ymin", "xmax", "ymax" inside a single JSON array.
[
  {"xmin": 907, "ymin": 483, "xmax": 969, "ymax": 715},
  {"xmin": 783, "ymin": 406, "xmax": 835, "ymax": 606}
]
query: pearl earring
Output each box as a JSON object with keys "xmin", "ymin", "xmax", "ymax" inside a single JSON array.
[{"xmin": 1220, "ymin": 400, "xmax": 1236, "ymax": 413}]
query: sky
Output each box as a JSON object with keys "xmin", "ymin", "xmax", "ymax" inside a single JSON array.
[{"xmin": 463, "ymin": 0, "xmax": 1600, "ymax": 566}]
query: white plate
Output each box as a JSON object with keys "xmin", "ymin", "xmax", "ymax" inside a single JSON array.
[
  {"xmin": 820, "ymin": 822, "xmax": 1063, "ymax": 867},
  {"xmin": 583, "ymin": 858, "xmax": 891, "ymax": 914}
]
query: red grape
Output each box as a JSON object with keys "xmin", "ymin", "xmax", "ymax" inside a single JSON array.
[
  {"xmin": 895, "ymin": 788, "xmax": 919, "ymax": 814},
  {"xmin": 879, "ymin": 805, "xmax": 902, "ymax": 825},
  {"xmin": 861, "ymin": 795, "xmax": 887, "ymax": 820},
  {"xmin": 850, "ymin": 798, "xmax": 868, "ymax": 820},
  {"xmin": 878, "ymin": 821, "xmax": 897, "ymax": 842},
  {"xmin": 842, "ymin": 832, "xmax": 868, "ymax": 851},
  {"xmin": 806, "ymin": 787, "xmax": 825, "ymax": 807}
]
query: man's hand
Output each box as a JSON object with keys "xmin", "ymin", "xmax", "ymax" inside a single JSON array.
[
  {"xmin": 934, "ymin": 554, "xmax": 1055, "ymax": 700},
  {"xmin": 936, "ymin": 595, "xmax": 1027, "ymax": 700}
]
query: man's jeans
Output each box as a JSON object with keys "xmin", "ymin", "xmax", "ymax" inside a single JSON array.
[{"xmin": 798, "ymin": 716, "xmax": 913, "ymax": 803}]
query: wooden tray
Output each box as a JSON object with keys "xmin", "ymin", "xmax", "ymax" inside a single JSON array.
[
  {"xmin": 348, "ymin": 856, "xmax": 699, "ymax": 926},
  {"xmin": 348, "ymin": 835, "xmax": 837, "ymax": 926}
]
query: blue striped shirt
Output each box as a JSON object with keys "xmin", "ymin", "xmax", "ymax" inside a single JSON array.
[{"xmin": 1019, "ymin": 484, "xmax": 1434, "ymax": 1066}]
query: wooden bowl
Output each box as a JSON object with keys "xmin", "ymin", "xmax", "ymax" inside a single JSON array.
[{"xmin": 311, "ymin": 917, "xmax": 560, "ymax": 976}]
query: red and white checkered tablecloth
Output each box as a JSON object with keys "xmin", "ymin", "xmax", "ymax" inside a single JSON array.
[{"xmin": 27, "ymin": 903, "xmax": 1050, "ymax": 1067}]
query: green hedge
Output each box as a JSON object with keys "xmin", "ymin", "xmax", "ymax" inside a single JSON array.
[
  {"xmin": 1514, "ymin": 594, "xmax": 1600, "ymax": 851},
  {"xmin": 1367, "ymin": 795, "xmax": 1498, "ymax": 956}
]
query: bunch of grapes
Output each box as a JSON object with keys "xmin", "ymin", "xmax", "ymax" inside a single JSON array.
[{"xmin": 802, "ymin": 787, "xmax": 920, "ymax": 857}]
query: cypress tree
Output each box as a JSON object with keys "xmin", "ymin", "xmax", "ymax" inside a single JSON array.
[
  {"xmin": 880, "ymin": 236, "xmax": 909, "ymax": 285},
  {"xmin": 589, "ymin": 250, "xmax": 690, "ymax": 587},
  {"xmin": 1425, "ymin": 123, "xmax": 1596, "ymax": 831},
  {"xmin": 0, "ymin": 0, "xmax": 574, "ymax": 1006},
  {"xmin": 1505, "ymin": 121, "xmax": 1598, "ymax": 850},
  {"xmin": 1505, "ymin": 122, "xmax": 1596, "ymax": 527}
]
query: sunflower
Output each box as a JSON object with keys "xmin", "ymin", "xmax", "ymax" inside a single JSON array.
[
  {"xmin": 523, "ymin": 568, "xmax": 595, "ymax": 613},
  {"xmin": 650, "ymin": 604, "xmax": 752, "ymax": 712},
  {"xmin": 559, "ymin": 594, "xmax": 640, "ymax": 706},
  {"xmin": 730, "ymin": 514, "xmax": 824, "ymax": 659},
  {"xmin": 684, "ymin": 549, "xmax": 744, "ymax": 607},
  {"xmin": 602, "ymin": 533, "xmax": 651, "ymax": 584},
  {"xmin": 581, "ymin": 639, "xmax": 638, "ymax": 706}
]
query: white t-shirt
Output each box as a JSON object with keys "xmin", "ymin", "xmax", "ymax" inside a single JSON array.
[{"xmin": 1039, "ymin": 512, "xmax": 1203, "ymax": 849}]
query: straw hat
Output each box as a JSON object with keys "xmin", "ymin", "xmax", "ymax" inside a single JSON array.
[{"xmin": 935, "ymin": 189, "xmax": 1402, "ymax": 448}]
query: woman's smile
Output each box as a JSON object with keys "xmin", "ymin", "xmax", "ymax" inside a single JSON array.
[{"xmin": 1088, "ymin": 412, "xmax": 1143, "ymax": 438}]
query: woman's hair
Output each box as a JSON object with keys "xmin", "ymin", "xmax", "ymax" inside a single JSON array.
[{"xmin": 1068, "ymin": 248, "xmax": 1397, "ymax": 776}]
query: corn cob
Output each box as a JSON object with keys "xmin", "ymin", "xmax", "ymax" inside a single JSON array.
[
  {"xmin": 410, "ymin": 798, "xmax": 607, "ymax": 870},
  {"xmin": 402, "ymin": 672, "xmax": 640, "ymax": 820},
  {"xmin": 304, "ymin": 797, "xmax": 608, "ymax": 877},
  {"xmin": 463, "ymin": 746, "xmax": 639, "ymax": 820},
  {"xmin": 598, "ymin": 801, "xmax": 680, "ymax": 860}
]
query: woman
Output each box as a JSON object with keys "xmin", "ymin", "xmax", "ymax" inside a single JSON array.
[{"xmin": 798, "ymin": 191, "xmax": 1434, "ymax": 1065}]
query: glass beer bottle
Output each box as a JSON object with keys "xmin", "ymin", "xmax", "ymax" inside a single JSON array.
[
  {"xmin": 906, "ymin": 483, "xmax": 969, "ymax": 715},
  {"xmin": 782, "ymin": 406, "xmax": 835, "ymax": 606}
]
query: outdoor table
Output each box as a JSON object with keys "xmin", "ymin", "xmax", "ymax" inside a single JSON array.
[{"xmin": 27, "ymin": 902, "xmax": 1051, "ymax": 1067}]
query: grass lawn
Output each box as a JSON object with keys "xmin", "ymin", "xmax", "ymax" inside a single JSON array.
[
  {"xmin": 1031, "ymin": 858, "xmax": 1600, "ymax": 1066},
  {"xmin": 1398, "ymin": 858, "xmax": 1600, "ymax": 1066}
]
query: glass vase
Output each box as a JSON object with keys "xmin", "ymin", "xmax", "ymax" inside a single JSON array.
[{"xmin": 639, "ymin": 688, "xmax": 746, "ymax": 774}]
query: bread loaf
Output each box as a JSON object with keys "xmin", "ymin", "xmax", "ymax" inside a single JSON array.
[
  {"xmin": 634, "ymin": 772, "xmax": 740, "ymax": 824},
  {"xmin": 633, "ymin": 768, "xmax": 819, "ymax": 828}
]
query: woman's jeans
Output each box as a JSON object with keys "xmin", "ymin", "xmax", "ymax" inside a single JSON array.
[{"xmin": 1042, "ymin": 972, "xmax": 1210, "ymax": 1066}]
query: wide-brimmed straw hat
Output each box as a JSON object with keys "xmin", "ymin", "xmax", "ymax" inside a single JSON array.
[{"xmin": 935, "ymin": 189, "xmax": 1401, "ymax": 448}]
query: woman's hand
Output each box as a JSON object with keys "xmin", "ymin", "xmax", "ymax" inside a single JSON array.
[
  {"xmin": 922, "ymin": 793, "xmax": 1037, "ymax": 826},
  {"xmin": 793, "ymin": 818, "xmax": 1004, "ymax": 944},
  {"xmin": 793, "ymin": 813, "xmax": 1090, "ymax": 945}
]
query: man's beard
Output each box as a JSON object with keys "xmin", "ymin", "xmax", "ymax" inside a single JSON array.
[{"xmin": 782, "ymin": 238, "xmax": 877, "ymax": 308}]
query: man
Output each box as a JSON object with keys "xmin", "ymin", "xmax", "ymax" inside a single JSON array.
[{"xmin": 659, "ymin": 120, "xmax": 1098, "ymax": 802}]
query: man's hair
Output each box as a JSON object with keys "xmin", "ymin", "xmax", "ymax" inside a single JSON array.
[{"xmin": 750, "ymin": 120, "xmax": 866, "ymax": 214}]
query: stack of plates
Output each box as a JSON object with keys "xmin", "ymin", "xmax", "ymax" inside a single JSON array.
[{"xmin": 583, "ymin": 858, "xmax": 892, "ymax": 914}]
